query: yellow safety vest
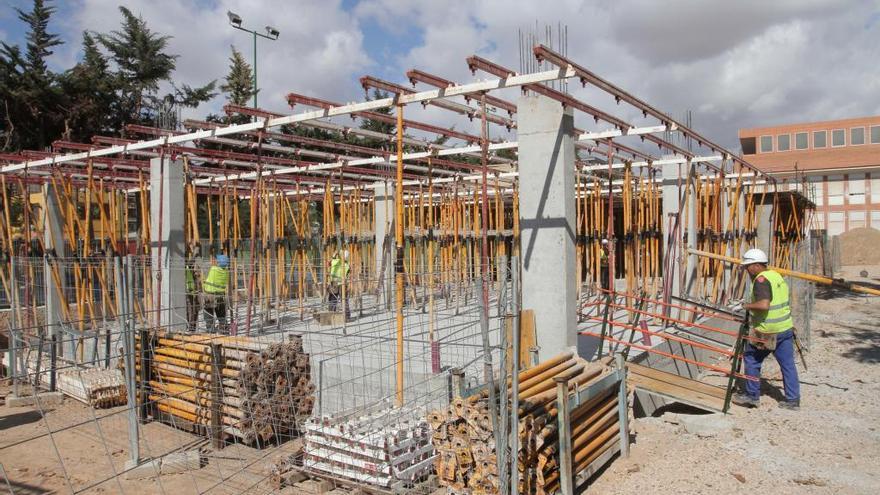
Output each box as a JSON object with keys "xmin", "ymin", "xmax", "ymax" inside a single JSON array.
[
  {"xmin": 186, "ymin": 267, "xmax": 196, "ymax": 293},
  {"xmin": 203, "ymin": 266, "xmax": 228, "ymax": 295},
  {"xmin": 751, "ymin": 269, "xmax": 793, "ymax": 334},
  {"xmin": 330, "ymin": 258, "xmax": 349, "ymax": 283}
]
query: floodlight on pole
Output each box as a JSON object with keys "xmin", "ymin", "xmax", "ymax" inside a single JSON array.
[{"xmin": 227, "ymin": 12, "xmax": 280, "ymax": 109}]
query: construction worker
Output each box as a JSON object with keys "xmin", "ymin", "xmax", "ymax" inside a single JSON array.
[
  {"xmin": 600, "ymin": 239, "xmax": 610, "ymax": 290},
  {"xmin": 185, "ymin": 249, "xmax": 201, "ymax": 332},
  {"xmin": 733, "ymin": 248, "xmax": 801, "ymax": 410},
  {"xmin": 327, "ymin": 249, "xmax": 350, "ymax": 316},
  {"xmin": 203, "ymin": 253, "xmax": 230, "ymax": 334}
]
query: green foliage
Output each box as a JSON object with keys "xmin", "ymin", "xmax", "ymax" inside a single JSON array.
[
  {"xmin": 220, "ymin": 47, "xmax": 255, "ymax": 113},
  {"xmin": 0, "ymin": 1, "xmax": 216, "ymax": 151}
]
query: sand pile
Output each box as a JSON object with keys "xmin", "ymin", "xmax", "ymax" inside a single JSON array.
[{"xmin": 838, "ymin": 227, "xmax": 880, "ymax": 265}]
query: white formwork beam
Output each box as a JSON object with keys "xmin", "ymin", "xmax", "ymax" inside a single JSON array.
[
  {"xmin": 578, "ymin": 124, "xmax": 672, "ymax": 141},
  {"xmin": 1, "ymin": 67, "xmax": 575, "ymax": 174}
]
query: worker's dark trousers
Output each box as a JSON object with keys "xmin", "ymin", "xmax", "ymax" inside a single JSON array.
[
  {"xmin": 743, "ymin": 329, "xmax": 800, "ymax": 401},
  {"xmin": 203, "ymin": 295, "xmax": 227, "ymax": 334},
  {"xmin": 186, "ymin": 293, "xmax": 200, "ymax": 332}
]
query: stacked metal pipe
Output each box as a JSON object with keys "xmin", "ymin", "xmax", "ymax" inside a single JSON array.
[
  {"xmin": 133, "ymin": 332, "xmax": 314, "ymax": 445},
  {"xmin": 427, "ymin": 352, "xmax": 620, "ymax": 495}
]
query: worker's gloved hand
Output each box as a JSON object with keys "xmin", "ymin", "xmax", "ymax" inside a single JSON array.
[{"xmin": 729, "ymin": 301, "xmax": 744, "ymax": 313}]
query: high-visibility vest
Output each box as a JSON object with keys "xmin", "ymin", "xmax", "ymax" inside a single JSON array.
[
  {"xmin": 330, "ymin": 258, "xmax": 349, "ymax": 283},
  {"xmin": 203, "ymin": 266, "xmax": 228, "ymax": 295},
  {"xmin": 751, "ymin": 269, "xmax": 793, "ymax": 334},
  {"xmin": 600, "ymin": 249, "xmax": 608, "ymax": 266},
  {"xmin": 186, "ymin": 267, "xmax": 196, "ymax": 293}
]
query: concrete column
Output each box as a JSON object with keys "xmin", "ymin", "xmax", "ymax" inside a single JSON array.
[
  {"xmin": 684, "ymin": 162, "xmax": 698, "ymax": 297},
  {"xmin": 374, "ymin": 182, "xmax": 394, "ymax": 305},
  {"xmin": 517, "ymin": 95, "xmax": 577, "ymax": 361},
  {"xmin": 660, "ymin": 160, "xmax": 683, "ymax": 318},
  {"xmin": 756, "ymin": 201, "xmax": 775, "ymax": 264},
  {"xmin": 150, "ymin": 157, "xmax": 186, "ymax": 330},
  {"xmin": 43, "ymin": 184, "xmax": 69, "ymax": 357}
]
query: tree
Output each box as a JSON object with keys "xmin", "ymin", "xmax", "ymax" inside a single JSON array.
[
  {"xmin": 95, "ymin": 6, "xmax": 177, "ymax": 129},
  {"xmin": 0, "ymin": 0, "xmax": 64, "ymax": 150},
  {"xmin": 220, "ymin": 46, "xmax": 255, "ymax": 118},
  {"xmin": 59, "ymin": 32, "xmax": 116, "ymax": 142}
]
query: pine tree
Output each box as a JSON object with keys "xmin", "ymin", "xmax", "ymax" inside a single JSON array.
[
  {"xmin": 60, "ymin": 32, "xmax": 115, "ymax": 141},
  {"xmin": 96, "ymin": 6, "xmax": 178, "ymax": 128},
  {"xmin": 220, "ymin": 47, "xmax": 255, "ymax": 110},
  {"xmin": 0, "ymin": 0, "xmax": 64, "ymax": 150}
]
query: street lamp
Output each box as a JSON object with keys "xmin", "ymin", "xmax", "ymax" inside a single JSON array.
[{"xmin": 227, "ymin": 10, "xmax": 280, "ymax": 108}]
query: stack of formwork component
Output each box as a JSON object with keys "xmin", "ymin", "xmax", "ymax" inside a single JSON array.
[
  {"xmin": 27, "ymin": 358, "xmax": 127, "ymax": 408},
  {"xmin": 134, "ymin": 332, "xmax": 314, "ymax": 445},
  {"xmin": 275, "ymin": 404, "xmax": 436, "ymax": 490},
  {"xmin": 427, "ymin": 352, "xmax": 622, "ymax": 495}
]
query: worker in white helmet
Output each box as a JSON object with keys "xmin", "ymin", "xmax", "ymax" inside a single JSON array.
[
  {"xmin": 733, "ymin": 248, "xmax": 801, "ymax": 410},
  {"xmin": 327, "ymin": 249, "xmax": 351, "ymax": 317}
]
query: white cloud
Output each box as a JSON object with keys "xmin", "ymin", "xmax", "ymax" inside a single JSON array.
[
  {"xmin": 11, "ymin": 0, "xmax": 879, "ymax": 152},
  {"xmin": 53, "ymin": 0, "xmax": 370, "ymax": 121}
]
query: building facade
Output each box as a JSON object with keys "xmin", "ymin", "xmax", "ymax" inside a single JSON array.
[{"xmin": 739, "ymin": 116, "xmax": 880, "ymax": 235}]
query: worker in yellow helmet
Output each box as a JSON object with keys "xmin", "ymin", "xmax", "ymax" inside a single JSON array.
[
  {"xmin": 327, "ymin": 249, "xmax": 350, "ymax": 317},
  {"xmin": 733, "ymin": 248, "xmax": 800, "ymax": 410},
  {"xmin": 202, "ymin": 253, "xmax": 230, "ymax": 334}
]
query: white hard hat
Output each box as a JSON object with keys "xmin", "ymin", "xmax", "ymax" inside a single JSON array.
[
  {"xmin": 601, "ymin": 239, "xmax": 609, "ymax": 245},
  {"xmin": 741, "ymin": 248, "xmax": 768, "ymax": 266}
]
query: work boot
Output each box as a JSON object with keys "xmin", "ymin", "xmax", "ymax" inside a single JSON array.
[
  {"xmin": 732, "ymin": 393, "xmax": 759, "ymax": 408},
  {"xmin": 778, "ymin": 399, "xmax": 800, "ymax": 410}
]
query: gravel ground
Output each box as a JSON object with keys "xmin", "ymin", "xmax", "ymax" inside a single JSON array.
[{"xmin": 588, "ymin": 275, "xmax": 880, "ymax": 495}]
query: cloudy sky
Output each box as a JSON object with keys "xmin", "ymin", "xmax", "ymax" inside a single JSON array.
[{"xmin": 1, "ymin": 0, "xmax": 879, "ymax": 152}]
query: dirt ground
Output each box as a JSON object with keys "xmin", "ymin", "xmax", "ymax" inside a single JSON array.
[
  {"xmin": 589, "ymin": 267, "xmax": 880, "ymax": 495},
  {"xmin": 2, "ymin": 269, "xmax": 878, "ymax": 494}
]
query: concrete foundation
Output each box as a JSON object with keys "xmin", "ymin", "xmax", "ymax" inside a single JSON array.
[
  {"xmin": 5, "ymin": 391, "xmax": 64, "ymax": 408},
  {"xmin": 516, "ymin": 95, "xmax": 577, "ymax": 361},
  {"xmin": 150, "ymin": 157, "xmax": 186, "ymax": 330}
]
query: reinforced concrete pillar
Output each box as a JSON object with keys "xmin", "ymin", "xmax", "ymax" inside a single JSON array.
[
  {"xmin": 150, "ymin": 157, "xmax": 186, "ymax": 330},
  {"xmin": 43, "ymin": 184, "xmax": 68, "ymax": 357},
  {"xmin": 373, "ymin": 182, "xmax": 394, "ymax": 306},
  {"xmin": 517, "ymin": 95, "xmax": 577, "ymax": 361},
  {"xmin": 660, "ymin": 160, "xmax": 684, "ymax": 318}
]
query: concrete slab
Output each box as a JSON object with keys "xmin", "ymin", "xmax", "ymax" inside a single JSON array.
[
  {"xmin": 160, "ymin": 450, "xmax": 205, "ymax": 474},
  {"xmin": 124, "ymin": 459, "xmax": 161, "ymax": 480},
  {"xmin": 5, "ymin": 392, "xmax": 64, "ymax": 408}
]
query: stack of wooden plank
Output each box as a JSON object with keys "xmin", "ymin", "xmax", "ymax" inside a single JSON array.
[
  {"xmin": 427, "ymin": 352, "xmax": 621, "ymax": 495},
  {"xmin": 134, "ymin": 332, "xmax": 314, "ymax": 445},
  {"xmin": 273, "ymin": 404, "xmax": 436, "ymax": 490}
]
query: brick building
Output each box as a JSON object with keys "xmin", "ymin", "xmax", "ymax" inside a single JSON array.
[{"xmin": 739, "ymin": 116, "xmax": 880, "ymax": 235}]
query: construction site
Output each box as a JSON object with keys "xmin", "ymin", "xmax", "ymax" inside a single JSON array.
[{"xmin": 1, "ymin": 18, "xmax": 879, "ymax": 495}]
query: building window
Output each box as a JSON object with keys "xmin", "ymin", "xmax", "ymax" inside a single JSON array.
[
  {"xmin": 851, "ymin": 127, "xmax": 865, "ymax": 145},
  {"xmin": 849, "ymin": 211, "xmax": 866, "ymax": 230},
  {"xmin": 832, "ymin": 129, "xmax": 845, "ymax": 147},
  {"xmin": 871, "ymin": 125, "xmax": 880, "ymax": 144},
  {"xmin": 760, "ymin": 135, "xmax": 773, "ymax": 152},
  {"xmin": 777, "ymin": 134, "xmax": 790, "ymax": 151},
  {"xmin": 871, "ymin": 175, "xmax": 880, "ymax": 204},
  {"xmin": 808, "ymin": 176, "xmax": 823, "ymax": 206},
  {"xmin": 795, "ymin": 132, "xmax": 808, "ymax": 150},
  {"xmin": 813, "ymin": 130, "xmax": 827, "ymax": 148},
  {"xmin": 813, "ymin": 211, "xmax": 826, "ymax": 231},
  {"xmin": 848, "ymin": 174, "xmax": 865, "ymax": 205},
  {"xmin": 827, "ymin": 175, "xmax": 844, "ymax": 205},
  {"xmin": 828, "ymin": 212, "xmax": 844, "ymax": 236}
]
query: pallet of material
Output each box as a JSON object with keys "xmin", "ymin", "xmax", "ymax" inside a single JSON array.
[
  {"xmin": 427, "ymin": 352, "xmax": 624, "ymax": 495},
  {"xmin": 132, "ymin": 332, "xmax": 314, "ymax": 446},
  {"xmin": 27, "ymin": 358, "xmax": 127, "ymax": 408},
  {"xmin": 280, "ymin": 404, "xmax": 436, "ymax": 491}
]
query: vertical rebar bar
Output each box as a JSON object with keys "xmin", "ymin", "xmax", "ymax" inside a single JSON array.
[{"xmin": 509, "ymin": 255, "xmax": 521, "ymax": 494}]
